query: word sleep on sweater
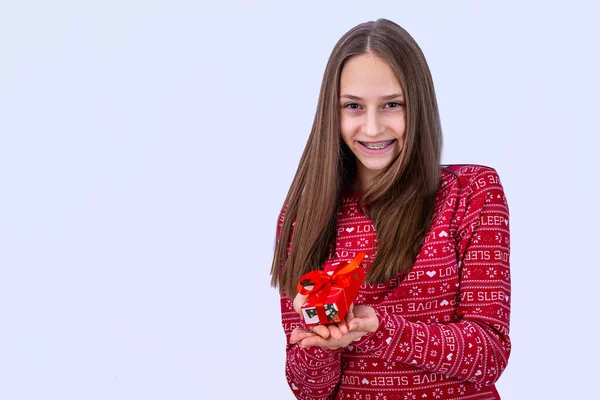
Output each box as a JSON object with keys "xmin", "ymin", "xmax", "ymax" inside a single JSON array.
[{"xmin": 278, "ymin": 165, "xmax": 511, "ymax": 400}]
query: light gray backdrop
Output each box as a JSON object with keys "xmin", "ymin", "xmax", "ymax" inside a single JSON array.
[{"xmin": 1, "ymin": 1, "xmax": 598, "ymax": 399}]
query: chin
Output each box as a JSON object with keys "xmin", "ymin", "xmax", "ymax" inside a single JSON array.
[{"xmin": 360, "ymin": 160, "xmax": 394, "ymax": 173}]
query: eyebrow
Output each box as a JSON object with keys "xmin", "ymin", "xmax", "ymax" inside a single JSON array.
[{"xmin": 340, "ymin": 93, "xmax": 404, "ymax": 101}]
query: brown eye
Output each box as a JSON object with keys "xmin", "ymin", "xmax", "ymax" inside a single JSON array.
[
  {"xmin": 385, "ymin": 102, "xmax": 404, "ymax": 109},
  {"xmin": 344, "ymin": 103, "xmax": 361, "ymax": 109}
]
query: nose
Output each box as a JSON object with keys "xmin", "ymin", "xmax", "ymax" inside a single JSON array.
[{"xmin": 362, "ymin": 109, "xmax": 383, "ymax": 137}]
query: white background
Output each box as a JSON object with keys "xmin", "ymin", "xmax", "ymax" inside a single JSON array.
[{"xmin": 1, "ymin": 1, "xmax": 598, "ymax": 399}]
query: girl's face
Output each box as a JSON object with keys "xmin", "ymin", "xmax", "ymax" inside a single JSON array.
[{"xmin": 339, "ymin": 52, "xmax": 407, "ymax": 190}]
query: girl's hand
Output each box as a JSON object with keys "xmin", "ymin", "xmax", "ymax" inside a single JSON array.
[
  {"xmin": 290, "ymin": 304, "xmax": 380, "ymax": 350},
  {"xmin": 345, "ymin": 304, "xmax": 379, "ymax": 333},
  {"xmin": 289, "ymin": 326, "xmax": 318, "ymax": 345},
  {"xmin": 290, "ymin": 326, "xmax": 362, "ymax": 349},
  {"xmin": 292, "ymin": 289, "xmax": 350, "ymax": 340}
]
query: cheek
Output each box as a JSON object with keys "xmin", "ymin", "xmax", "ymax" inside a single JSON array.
[{"xmin": 394, "ymin": 116, "xmax": 407, "ymax": 140}]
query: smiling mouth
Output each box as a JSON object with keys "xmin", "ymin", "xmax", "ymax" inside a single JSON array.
[{"xmin": 358, "ymin": 140, "xmax": 396, "ymax": 150}]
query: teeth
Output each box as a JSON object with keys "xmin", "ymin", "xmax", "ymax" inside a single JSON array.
[{"xmin": 361, "ymin": 140, "xmax": 394, "ymax": 150}]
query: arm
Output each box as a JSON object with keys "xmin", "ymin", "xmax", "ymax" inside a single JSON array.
[
  {"xmin": 280, "ymin": 294, "xmax": 343, "ymax": 400},
  {"xmin": 352, "ymin": 168, "xmax": 511, "ymax": 385},
  {"xmin": 275, "ymin": 207, "xmax": 343, "ymax": 399}
]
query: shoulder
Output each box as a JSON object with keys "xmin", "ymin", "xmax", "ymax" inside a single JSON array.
[
  {"xmin": 441, "ymin": 163, "xmax": 501, "ymax": 182},
  {"xmin": 440, "ymin": 164, "xmax": 504, "ymax": 194},
  {"xmin": 437, "ymin": 165, "xmax": 509, "ymax": 238}
]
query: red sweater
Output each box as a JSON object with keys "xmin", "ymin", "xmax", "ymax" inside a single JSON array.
[{"xmin": 278, "ymin": 165, "xmax": 511, "ymax": 400}]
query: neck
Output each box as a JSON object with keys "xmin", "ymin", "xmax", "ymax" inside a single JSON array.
[{"xmin": 354, "ymin": 166, "xmax": 377, "ymax": 191}]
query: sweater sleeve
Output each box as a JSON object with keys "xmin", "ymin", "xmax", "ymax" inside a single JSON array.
[
  {"xmin": 275, "ymin": 207, "xmax": 343, "ymax": 399},
  {"xmin": 353, "ymin": 167, "xmax": 511, "ymax": 385},
  {"xmin": 280, "ymin": 294, "xmax": 343, "ymax": 400}
]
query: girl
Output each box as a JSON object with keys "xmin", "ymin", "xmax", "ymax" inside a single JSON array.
[{"xmin": 270, "ymin": 19, "xmax": 510, "ymax": 400}]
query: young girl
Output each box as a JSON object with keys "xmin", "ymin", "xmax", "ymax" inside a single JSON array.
[{"xmin": 270, "ymin": 19, "xmax": 511, "ymax": 400}]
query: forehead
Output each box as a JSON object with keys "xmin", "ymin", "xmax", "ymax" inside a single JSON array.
[{"xmin": 340, "ymin": 53, "xmax": 403, "ymax": 96}]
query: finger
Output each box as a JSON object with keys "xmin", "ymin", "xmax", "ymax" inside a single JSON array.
[
  {"xmin": 300, "ymin": 336, "xmax": 339, "ymax": 350},
  {"xmin": 350, "ymin": 305, "xmax": 379, "ymax": 332},
  {"xmin": 290, "ymin": 330, "xmax": 317, "ymax": 345},
  {"xmin": 328, "ymin": 324, "xmax": 343, "ymax": 340},
  {"xmin": 293, "ymin": 292, "xmax": 309, "ymax": 315},
  {"xmin": 290, "ymin": 329, "xmax": 316, "ymax": 343},
  {"xmin": 290, "ymin": 328, "xmax": 314, "ymax": 337},
  {"xmin": 348, "ymin": 318, "xmax": 361, "ymax": 331},
  {"xmin": 300, "ymin": 330, "xmax": 366, "ymax": 349},
  {"xmin": 337, "ymin": 320, "xmax": 349, "ymax": 335},
  {"xmin": 290, "ymin": 327, "xmax": 310, "ymax": 336},
  {"xmin": 345, "ymin": 306, "xmax": 355, "ymax": 324},
  {"xmin": 348, "ymin": 314, "xmax": 364, "ymax": 331},
  {"xmin": 349, "ymin": 313, "xmax": 372, "ymax": 331},
  {"xmin": 310, "ymin": 324, "xmax": 331, "ymax": 339},
  {"xmin": 347, "ymin": 308, "xmax": 359, "ymax": 331}
]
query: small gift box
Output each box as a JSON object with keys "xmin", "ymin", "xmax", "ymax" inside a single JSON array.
[{"xmin": 298, "ymin": 252, "xmax": 367, "ymax": 326}]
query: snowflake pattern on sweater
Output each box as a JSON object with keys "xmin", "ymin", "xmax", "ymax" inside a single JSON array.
[{"xmin": 278, "ymin": 165, "xmax": 511, "ymax": 400}]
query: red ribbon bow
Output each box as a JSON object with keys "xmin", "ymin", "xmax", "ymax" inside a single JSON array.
[{"xmin": 297, "ymin": 252, "xmax": 367, "ymax": 324}]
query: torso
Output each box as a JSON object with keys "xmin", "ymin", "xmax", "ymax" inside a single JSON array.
[{"xmin": 327, "ymin": 165, "xmax": 502, "ymax": 399}]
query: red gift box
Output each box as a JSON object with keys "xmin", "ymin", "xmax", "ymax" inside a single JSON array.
[{"xmin": 298, "ymin": 252, "xmax": 367, "ymax": 326}]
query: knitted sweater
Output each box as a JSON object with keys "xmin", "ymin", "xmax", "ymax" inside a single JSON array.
[{"xmin": 278, "ymin": 165, "xmax": 511, "ymax": 400}]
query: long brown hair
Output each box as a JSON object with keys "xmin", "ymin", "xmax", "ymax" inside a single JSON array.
[{"xmin": 270, "ymin": 19, "xmax": 443, "ymax": 297}]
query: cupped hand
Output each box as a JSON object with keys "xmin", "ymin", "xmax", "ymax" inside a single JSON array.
[
  {"xmin": 292, "ymin": 289, "xmax": 351, "ymax": 340},
  {"xmin": 290, "ymin": 304, "xmax": 380, "ymax": 350},
  {"xmin": 290, "ymin": 326, "xmax": 364, "ymax": 349}
]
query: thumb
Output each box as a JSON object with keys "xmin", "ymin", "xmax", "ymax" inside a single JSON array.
[
  {"xmin": 348, "ymin": 315, "xmax": 364, "ymax": 332},
  {"xmin": 346, "ymin": 303, "xmax": 355, "ymax": 320},
  {"xmin": 345, "ymin": 303, "xmax": 357, "ymax": 329},
  {"xmin": 293, "ymin": 290, "xmax": 310, "ymax": 315},
  {"xmin": 349, "ymin": 320, "xmax": 361, "ymax": 331}
]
